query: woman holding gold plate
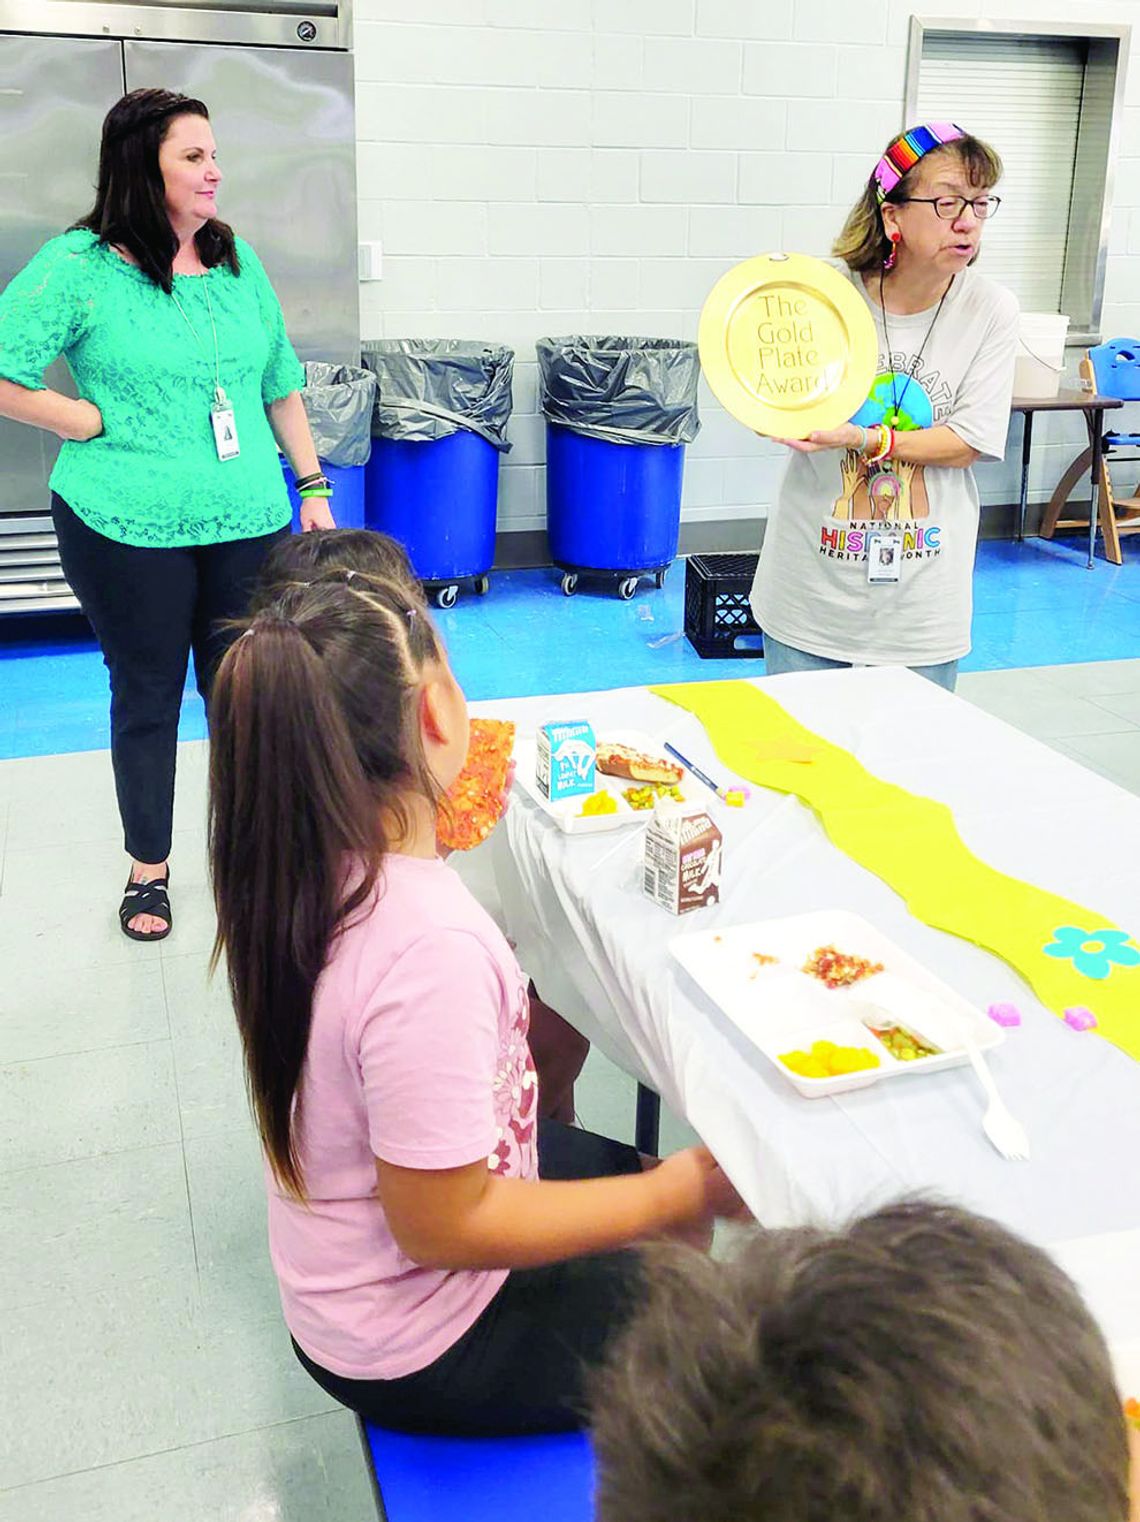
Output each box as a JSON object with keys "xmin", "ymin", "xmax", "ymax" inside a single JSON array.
[{"xmin": 748, "ymin": 123, "xmax": 1019, "ymax": 691}]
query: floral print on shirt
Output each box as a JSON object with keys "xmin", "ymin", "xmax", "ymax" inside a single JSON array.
[{"xmin": 487, "ymin": 970, "xmax": 538, "ymax": 1177}]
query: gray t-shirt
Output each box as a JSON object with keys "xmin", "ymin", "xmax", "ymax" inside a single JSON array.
[{"xmin": 751, "ymin": 266, "xmax": 1019, "ymax": 666}]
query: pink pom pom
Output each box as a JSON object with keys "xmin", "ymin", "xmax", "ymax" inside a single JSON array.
[
  {"xmin": 987, "ymin": 1002, "xmax": 1022, "ymax": 1028},
  {"xmin": 1063, "ymin": 1006, "xmax": 1097, "ymax": 1032}
]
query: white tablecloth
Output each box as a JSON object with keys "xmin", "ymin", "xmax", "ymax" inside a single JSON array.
[
  {"xmin": 1051, "ymin": 1230, "xmax": 1140, "ymax": 1391},
  {"xmin": 482, "ymin": 667, "xmax": 1140, "ymax": 1250}
]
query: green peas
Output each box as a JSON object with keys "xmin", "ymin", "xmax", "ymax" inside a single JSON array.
[{"xmin": 868, "ymin": 1023, "xmax": 940, "ymax": 1063}]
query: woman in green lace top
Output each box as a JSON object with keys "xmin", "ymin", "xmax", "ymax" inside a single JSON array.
[{"xmin": 0, "ymin": 88, "xmax": 334, "ymax": 940}]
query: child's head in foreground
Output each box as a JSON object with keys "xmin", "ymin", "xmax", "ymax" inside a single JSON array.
[
  {"xmin": 591, "ymin": 1199, "xmax": 1133, "ymax": 1522},
  {"xmin": 253, "ymin": 527, "xmax": 418, "ymax": 611}
]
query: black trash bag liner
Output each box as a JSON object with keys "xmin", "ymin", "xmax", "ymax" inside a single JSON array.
[
  {"xmin": 536, "ymin": 335, "xmax": 701, "ymax": 447},
  {"xmin": 300, "ymin": 361, "xmax": 377, "ymax": 468},
  {"xmin": 361, "ymin": 339, "xmax": 514, "ymax": 453}
]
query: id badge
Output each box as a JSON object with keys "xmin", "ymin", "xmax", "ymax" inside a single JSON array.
[
  {"xmin": 210, "ymin": 403, "xmax": 240, "ymax": 462},
  {"xmin": 866, "ymin": 530, "xmax": 903, "ymax": 584}
]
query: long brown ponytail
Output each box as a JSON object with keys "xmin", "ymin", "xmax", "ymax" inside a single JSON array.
[{"xmin": 208, "ymin": 577, "xmax": 444, "ymax": 1197}]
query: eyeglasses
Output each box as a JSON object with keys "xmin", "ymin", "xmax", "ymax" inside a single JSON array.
[{"xmin": 896, "ymin": 195, "xmax": 1002, "ymax": 220}]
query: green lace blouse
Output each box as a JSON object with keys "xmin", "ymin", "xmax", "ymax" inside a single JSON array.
[{"xmin": 0, "ymin": 229, "xmax": 304, "ymax": 548}]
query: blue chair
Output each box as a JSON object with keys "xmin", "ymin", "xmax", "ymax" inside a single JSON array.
[
  {"xmin": 358, "ymin": 1419, "xmax": 596, "ymax": 1522},
  {"xmin": 1041, "ymin": 340, "xmax": 1140, "ymax": 564},
  {"xmin": 1088, "ymin": 337, "xmax": 1140, "ymax": 402}
]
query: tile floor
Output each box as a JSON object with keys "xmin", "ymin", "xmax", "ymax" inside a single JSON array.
[
  {"xmin": 5, "ymin": 536, "xmax": 1140, "ymax": 762},
  {"xmin": 2, "ymin": 536, "xmax": 1140, "ymax": 1517}
]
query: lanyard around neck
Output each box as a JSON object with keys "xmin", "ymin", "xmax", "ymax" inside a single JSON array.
[
  {"xmin": 877, "ymin": 271, "xmax": 954, "ymax": 430},
  {"xmin": 169, "ymin": 275, "xmax": 227, "ymax": 407}
]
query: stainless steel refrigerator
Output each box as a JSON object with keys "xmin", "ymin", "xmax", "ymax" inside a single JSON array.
[{"xmin": 0, "ymin": 0, "xmax": 359, "ymax": 614}]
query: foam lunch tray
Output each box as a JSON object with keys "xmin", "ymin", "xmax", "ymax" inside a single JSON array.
[
  {"xmin": 514, "ymin": 729, "xmax": 687, "ymax": 836},
  {"xmin": 671, "ymin": 909, "xmax": 1003, "ymax": 1098}
]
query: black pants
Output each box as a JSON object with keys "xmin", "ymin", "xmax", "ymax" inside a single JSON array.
[
  {"xmin": 292, "ymin": 1120, "xmax": 645, "ymax": 1436},
  {"xmin": 52, "ymin": 494, "xmax": 288, "ymax": 863}
]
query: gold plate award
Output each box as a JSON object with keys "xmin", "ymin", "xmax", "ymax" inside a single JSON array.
[{"xmin": 698, "ymin": 252, "xmax": 878, "ymax": 439}]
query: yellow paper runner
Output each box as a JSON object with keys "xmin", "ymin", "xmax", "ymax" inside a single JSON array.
[{"xmin": 652, "ymin": 680, "xmax": 1140, "ymax": 1061}]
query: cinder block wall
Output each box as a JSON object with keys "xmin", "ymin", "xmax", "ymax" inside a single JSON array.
[{"xmin": 354, "ymin": 0, "xmax": 1140, "ymax": 544}]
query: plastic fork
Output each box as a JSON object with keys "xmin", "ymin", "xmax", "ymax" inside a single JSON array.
[{"xmin": 961, "ymin": 1031, "xmax": 1030, "ymax": 1162}]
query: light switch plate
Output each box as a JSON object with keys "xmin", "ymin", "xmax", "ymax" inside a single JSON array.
[{"xmin": 358, "ymin": 241, "xmax": 383, "ymax": 281}]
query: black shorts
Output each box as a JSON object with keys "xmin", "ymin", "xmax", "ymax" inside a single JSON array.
[{"xmin": 291, "ymin": 1119, "xmax": 644, "ymax": 1435}]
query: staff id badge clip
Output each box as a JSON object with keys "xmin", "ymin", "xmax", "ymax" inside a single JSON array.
[
  {"xmin": 866, "ymin": 529, "xmax": 902, "ymax": 583},
  {"xmin": 210, "ymin": 387, "xmax": 240, "ymax": 461}
]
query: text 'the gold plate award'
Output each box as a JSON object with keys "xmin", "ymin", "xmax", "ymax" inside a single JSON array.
[{"xmin": 699, "ymin": 253, "xmax": 878, "ymax": 439}]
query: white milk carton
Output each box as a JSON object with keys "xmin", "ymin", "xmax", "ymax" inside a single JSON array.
[
  {"xmin": 536, "ymin": 720, "xmax": 596, "ymax": 803},
  {"xmin": 643, "ymin": 800, "xmax": 723, "ymax": 914}
]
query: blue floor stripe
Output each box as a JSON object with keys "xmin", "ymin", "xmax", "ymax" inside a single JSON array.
[{"xmin": 2, "ymin": 538, "xmax": 1139, "ymax": 762}]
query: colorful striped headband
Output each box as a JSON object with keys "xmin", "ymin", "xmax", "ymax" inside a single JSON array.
[{"xmin": 874, "ymin": 122, "xmax": 966, "ymax": 203}]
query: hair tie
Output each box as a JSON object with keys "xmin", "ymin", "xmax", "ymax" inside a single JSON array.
[{"xmin": 874, "ymin": 122, "xmax": 966, "ymax": 204}]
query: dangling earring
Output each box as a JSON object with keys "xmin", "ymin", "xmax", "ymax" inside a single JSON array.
[{"xmin": 883, "ymin": 231, "xmax": 901, "ymax": 271}]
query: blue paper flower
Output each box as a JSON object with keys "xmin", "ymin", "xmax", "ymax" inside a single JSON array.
[{"xmin": 1043, "ymin": 926, "xmax": 1140, "ymax": 981}]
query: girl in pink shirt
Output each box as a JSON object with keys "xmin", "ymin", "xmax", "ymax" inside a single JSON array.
[{"xmin": 208, "ymin": 571, "xmax": 746, "ymax": 1434}]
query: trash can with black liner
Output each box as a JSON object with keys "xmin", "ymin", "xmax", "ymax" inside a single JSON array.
[
  {"xmin": 283, "ymin": 361, "xmax": 376, "ymax": 531},
  {"xmin": 537, "ymin": 336, "xmax": 700, "ymax": 599},
  {"xmin": 361, "ymin": 340, "xmax": 514, "ymax": 609}
]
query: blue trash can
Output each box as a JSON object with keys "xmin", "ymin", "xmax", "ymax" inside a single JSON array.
[
  {"xmin": 546, "ymin": 426, "xmax": 684, "ymax": 591},
  {"xmin": 537, "ymin": 336, "xmax": 700, "ymax": 599},
  {"xmin": 364, "ymin": 431, "xmax": 499, "ymax": 600},
  {"xmin": 284, "ymin": 360, "xmax": 375, "ymax": 534},
  {"xmin": 284, "ymin": 460, "xmax": 366, "ymax": 533},
  {"xmin": 361, "ymin": 340, "xmax": 514, "ymax": 608}
]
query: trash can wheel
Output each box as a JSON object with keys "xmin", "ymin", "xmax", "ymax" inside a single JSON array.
[
  {"xmin": 654, "ymin": 567, "xmax": 668, "ymax": 589},
  {"xmin": 561, "ymin": 572, "xmax": 579, "ymax": 597},
  {"xmin": 617, "ymin": 576, "xmax": 639, "ymax": 601},
  {"xmin": 435, "ymin": 584, "xmax": 459, "ymax": 610},
  {"xmin": 473, "ymin": 575, "xmax": 491, "ymax": 597}
]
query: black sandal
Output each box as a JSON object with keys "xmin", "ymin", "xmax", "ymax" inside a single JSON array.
[{"xmin": 120, "ymin": 868, "xmax": 172, "ymax": 942}]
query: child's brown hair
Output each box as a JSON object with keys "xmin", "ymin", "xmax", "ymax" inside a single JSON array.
[
  {"xmin": 591, "ymin": 1199, "xmax": 1130, "ymax": 1522},
  {"xmin": 252, "ymin": 528, "xmax": 418, "ymax": 612},
  {"xmin": 209, "ymin": 574, "xmax": 445, "ymax": 1199}
]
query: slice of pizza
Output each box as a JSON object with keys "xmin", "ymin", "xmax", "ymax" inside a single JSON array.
[
  {"xmin": 436, "ymin": 718, "xmax": 516, "ymax": 852},
  {"xmin": 595, "ymin": 741, "xmax": 682, "ymax": 785}
]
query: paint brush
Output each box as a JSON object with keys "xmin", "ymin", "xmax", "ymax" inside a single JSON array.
[{"xmin": 664, "ymin": 742, "xmax": 749, "ymax": 807}]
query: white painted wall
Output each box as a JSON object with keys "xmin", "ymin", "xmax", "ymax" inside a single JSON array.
[{"xmin": 353, "ymin": 0, "xmax": 1140, "ymax": 538}]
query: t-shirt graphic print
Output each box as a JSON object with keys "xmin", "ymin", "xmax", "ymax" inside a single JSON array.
[
  {"xmin": 820, "ymin": 355, "xmax": 949, "ymax": 565},
  {"xmin": 488, "ymin": 968, "xmax": 539, "ymax": 1175}
]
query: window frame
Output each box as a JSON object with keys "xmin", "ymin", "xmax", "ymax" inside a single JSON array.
[{"xmin": 904, "ymin": 16, "xmax": 1132, "ymax": 346}]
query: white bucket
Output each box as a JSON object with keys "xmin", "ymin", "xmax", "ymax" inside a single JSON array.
[{"xmin": 1013, "ymin": 311, "xmax": 1070, "ymax": 398}]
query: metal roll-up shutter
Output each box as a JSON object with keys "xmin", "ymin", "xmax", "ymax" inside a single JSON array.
[{"xmin": 917, "ymin": 35, "xmax": 1085, "ymax": 313}]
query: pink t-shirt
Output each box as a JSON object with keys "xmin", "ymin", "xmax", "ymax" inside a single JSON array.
[{"xmin": 267, "ymin": 853, "xmax": 539, "ymax": 1381}]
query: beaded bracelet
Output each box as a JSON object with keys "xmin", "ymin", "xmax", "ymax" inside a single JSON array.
[{"xmin": 866, "ymin": 425, "xmax": 893, "ymax": 464}]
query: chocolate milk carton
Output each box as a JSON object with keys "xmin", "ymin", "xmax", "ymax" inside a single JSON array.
[
  {"xmin": 536, "ymin": 720, "xmax": 596, "ymax": 803},
  {"xmin": 643, "ymin": 800, "xmax": 723, "ymax": 914}
]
